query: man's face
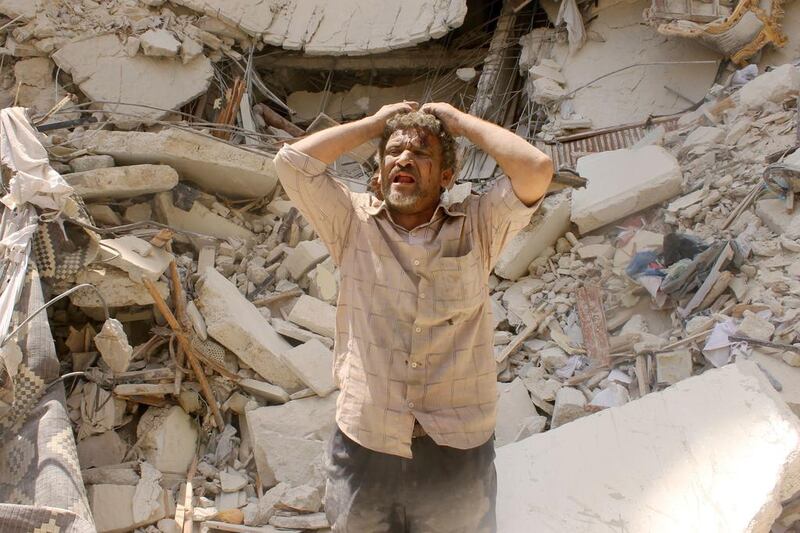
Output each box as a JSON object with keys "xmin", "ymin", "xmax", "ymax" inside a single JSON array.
[{"xmin": 379, "ymin": 128, "xmax": 453, "ymax": 215}]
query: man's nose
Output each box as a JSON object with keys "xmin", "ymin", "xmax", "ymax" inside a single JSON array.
[{"xmin": 397, "ymin": 150, "xmax": 415, "ymax": 166}]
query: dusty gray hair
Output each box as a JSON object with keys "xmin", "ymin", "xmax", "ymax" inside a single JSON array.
[{"xmin": 377, "ymin": 111, "xmax": 458, "ymax": 172}]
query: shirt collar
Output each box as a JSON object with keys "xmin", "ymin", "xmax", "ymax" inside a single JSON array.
[{"xmin": 364, "ymin": 193, "xmax": 468, "ymax": 220}]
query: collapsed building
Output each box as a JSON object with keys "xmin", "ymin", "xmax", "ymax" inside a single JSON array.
[{"xmin": 0, "ymin": 0, "xmax": 800, "ymax": 531}]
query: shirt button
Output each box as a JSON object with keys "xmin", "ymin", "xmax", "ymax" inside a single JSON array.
[
  {"xmin": 419, "ymin": 293, "xmax": 426, "ymax": 299},
  {"xmin": 408, "ymin": 401, "xmax": 415, "ymax": 408},
  {"xmin": 415, "ymin": 327, "xmax": 421, "ymax": 333},
  {"xmin": 411, "ymin": 362, "xmax": 419, "ymax": 368},
  {"xmin": 413, "ymin": 259, "xmax": 420, "ymax": 266}
]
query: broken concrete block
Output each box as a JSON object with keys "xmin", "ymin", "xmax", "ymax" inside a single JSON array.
[
  {"xmin": 64, "ymin": 164, "xmax": 178, "ymax": 200},
  {"xmin": 134, "ymin": 463, "xmax": 164, "ymax": 525},
  {"xmin": 282, "ymin": 240, "xmax": 329, "ymax": 281},
  {"xmin": 736, "ymin": 312, "xmax": 775, "ymax": 341},
  {"xmin": 756, "ymin": 198, "xmax": 800, "ymax": 240},
  {"xmin": 87, "ymin": 204, "xmax": 123, "ymax": 226},
  {"xmin": 269, "ymin": 512, "xmax": 329, "ymax": 530},
  {"xmin": 494, "ymin": 192, "xmax": 571, "ymax": 280},
  {"xmin": 576, "ymin": 243, "xmax": 614, "ymax": 260},
  {"xmin": 220, "ymin": 470, "xmax": 249, "ymax": 493},
  {"xmin": 496, "ymin": 378, "xmax": 538, "ymax": 447},
  {"xmin": 72, "ymin": 267, "xmax": 169, "ymax": 308},
  {"xmin": 529, "ymin": 64, "xmax": 566, "ymax": 85},
  {"xmin": 52, "ymin": 34, "xmax": 213, "ymax": 127},
  {"xmin": 137, "ymin": 405, "xmax": 198, "ymax": 474},
  {"xmin": 282, "ymin": 339, "xmax": 336, "ymax": 397},
  {"xmin": 238, "ymin": 378, "xmax": 290, "ymax": 404},
  {"xmin": 83, "ymin": 129, "xmax": 279, "ymax": 199},
  {"xmin": 140, "ymin": 29, "xmax": 180, "ymax": 57},
  {"xmin": 13, "ymin": 57, "xmax": 58, "ymax": 114},
  {"xmin": 154, "ymin": 192, "xmax": 254, "ymax": 243},
  {"xmin": 123, "ymin": 202, "xmax": 152, "ymax": 223},
  {"xmin": 246, "ymin": 393, "xmax": 337, "ymax": 442},
  {"xmin": 277, "ymin": 485, "xmax": 322, "ymax": 513},
  {"xmin": 196, "ymin": 268, "xmax": 302, "ymax": 391},
  {"xmin": 77, "ymin": 430, "xmax": 128, "ymax": 469},
  {"xmin": 531, "ymin": 77, "xmax": 567, "ymax": 104},
  {"xmin": 308, "ymin": 263, "xmax": 338, "ymax": 304},
  {"xmin": 496, "ymin": 361, "xmax": 800, "ymax": 532},
  {"xmin": 251, "ymin": 430, "xmax": 325, "ymax": 488},
  {"xmin": 682, "ymin": 126, "xmax": 725, "ymax": 149},
  {"xmin": 571, "ymin": 146, "xmax": 682, "ymax": 234},
  {"xmin": 94, "ymin": 318, "xmax": 133, "ymax": 373},
  {"xmin": 551, "ymin": 387, "xmax": 588, "ymax": 428},
  {"xmin": 69, "ymin": 154, "xmax": 115, "ymax": 173},
  {"xmin": 656, "ymin": 349, "xmax": 693, "ymax": 385},
  {"xmin": 739, "ymin": 64, "xmax": 800, "ymax": 109},
  {"xmin": 287, "ymin": 295, "xmax": 336, "ymax": 339},
  {"xmin": 89, "ymin": 483, "xmax": 168, "ymax": 532},
  {"xmin": 99, "ymin": 235, "xmax": 173, "ymax": 282},
  {"xmin": 271, "ymin": 318, "xmax": 334, "ymax": 349}
]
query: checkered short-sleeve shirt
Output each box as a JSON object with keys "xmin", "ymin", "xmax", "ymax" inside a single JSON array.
[{"xmin": 274, "ymin": 144, "xmax": 539, "ymax": 458}]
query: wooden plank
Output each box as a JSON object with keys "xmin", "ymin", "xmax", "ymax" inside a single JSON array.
[
  {"xmin": 113, "ymin": 383, "xmax": 175, "ymax": 396},
  {"xmin": 576, "ymin": 284, "xmax": 611, "ymax": 366}
]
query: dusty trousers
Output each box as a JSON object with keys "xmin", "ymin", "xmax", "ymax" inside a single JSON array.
[{"xmin": 324, "ymin": 426, "xmax": 497, "ymax": 533}]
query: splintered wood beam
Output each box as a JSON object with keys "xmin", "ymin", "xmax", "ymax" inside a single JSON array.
[{"xmin": 576, "ymin": 284, "xmax": 611, "ymax": 366}]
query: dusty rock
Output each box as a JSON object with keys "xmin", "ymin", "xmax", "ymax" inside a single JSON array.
[
  {"xmin": 76, "ymin": 430, "xmax": 128, "ymax": 469},
  {"xmin": 571, "ymin": 146, "xmax": 682, "ymax": 234},
  {"xmin": 738, "ymin": 64, "xmax": 800, "ymax": 109},
  {"xmin": 87, "ymin": 204, "xmax": 123, "ymax": 226},
  {"xmin": 220, "ymin": 470, "xmax": 249, "ymax": 492},
  {"xmin": 736, "ymin": 312, "xmax": 775, "ymax": 341},
  {"xmin": 94, "ymin": 318, "xmax": 133, "ymax": 373},
  {"xmin": 251, "ymin": 430, "xmax": 325, "ymax": 488},
  {"xmin": 155, "ymin": 191, "xmax": 255, "ymax": 243},
  {"xmin": 238, "ymin": 378, "xmax": 290, "ymax": 404},
  {"xmin": 682, "ymin": 126, "xmax": 725, "ymax": 149},
  {"xmin": 551, "ymin": 387, "xmax": 588, "ymax": 428},
  {"xmin": 287, "ymin": 295, "xmax": 336, "ymax": 339},
  {"xmin": 271, "ymin": 318, "xmax": 334, "ymax": 349},
  {"xmin": 496, "ymin": 361, "xmax": 800, "ymax": 532},
  {"xmin": 278, "ymin": 485, "xmax": 322, "ymax": 513},
  {"xmin": 124, "ymin": 203, "xmax": 152, "ymax": 223},
  {"xmin": 495, "ymin": 378, "xmax": 539, "ymax": 447},
  {"xmin": 283, "ymin": 240, "xmax": 329, "ymax": 281},
  {"xmin": 246, "ymin": 394, "xmax": 337, "ymax": 442},
  {"xmin": 64, "ymin": 165, "xmax": 178, "ymax": 200},
  {"xmin": 137, "ymin": 405, "xmax": 198, "ymax": 474},
  {"xmin": 656, "ymin": 349, "xmax": 693, "ymax": 385},
  {"xmin": 68, "ymin": 155, "xmax": 115, "ymax": 173},
  {"xmin": 72, "ymin": 267, "xmax": 169, "ymax": 308},
  {"xmin": 141, "ymin": 29, "xmax": 181, "ymax": 57},
  {"xmin": 89, "ymin": 482, "xmax": 168, "ymax": 532},
  {"xmin": 282, "ymin": 339, "xmax": 336, "ymax": 397},
  {"xmin": 196, "ymin": 268, "xmax": 301, "ymax": 391},
  {"xmin": 269, "ymin": 512, "xmax": 329, "ymax": 530}
]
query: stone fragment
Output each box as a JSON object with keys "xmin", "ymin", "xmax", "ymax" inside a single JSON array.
[
  {"xmin": 134, "ymin": 463, "xmax": 164, "ymax": 524},
  {"xmin": 271, "ymin": 318, "xmax": 334, "ymax": 349},
  {"xmin": 72, "ymin": 267, "xmax": 169, "ymax": 308},
  {"xmin": 140, "ymin": 29, "xmax": 180, "ymax": 57},
  {"xmin": 83, "ymin": 128, "xmax": 279, "ymax": 198},
  {"xmin": 220, "ymin": 470, "xmax": 249, "ymax": 493},
  {"xmin": 577, "ymin": 243, "xmax": 614, "ymax": 260},
  {"xmin": 124, "ymin": 202, "xmax": 152, "ymax": 223},
  {"xmin": 589, "ymin": 383, "xmax": 630, "ymax": 409},
  {"xmin": 277, "ymin": 485, "xmax": 322, "ymax": 513},
  {"xmin": 238, "ymin": 378, "xmax": 289, "ymax": 404},
  {"xmin": 495, "ymin": 379, "xmax": 538, "ymax": 447},
  {"xmin": 87, "ymin": 204, "xmax": 123, "ymax": 226},
  {"xmin": 529, "ymin": 64, "xmax": 566, "ymax": 84},
  {"xmin": 571, "ymin": 146, "xmax": 682, "ymax": 234},
  {"xmin": 738, "ymin": 64, "xmax": 800, "ymax": 109},
  {"xmin": 282, "ymin": 339, "xmax": 336, "ymax": 397},
  {"xmin": 154, "ymin": 192, "xmax": 254, "ymax": 243},
  {"xmin": 157, "ymin": 518, "xmax": 180, "ymax": 533},
  {"xmin": 64, "ymin": 165, "xmax": 178, "ymax": 200},
  {"xmin": 540, "ymin": 346, "xmax": 569, "ymax": 371},
  {"xmin": 656, "ymin": 349, "xmax": 693, "ymax": 385},
  {"xmin": 756, "ymin": 198, "xmax": 800, "ymax": 240},
  {"xmin": 531, "ymin": 77, "xmax": 566, "ymax": 104},
  {"xmin": 252, "ymin": 431, "xmax": 325, "ymax": 488},
  {"xmin": 736, "ymin": 312, "xmax": 775, "ymax": 341},
  {"xmin": 282, "ymin": 240, "xmax": 329, "ymax": 281},
  {"xmin": 551, "ymin": 387, "xmax": 588, "ymax": 428},
  {"xmin": 89, "ymin": 483, "xmax": 167, "ymax": 532},
  {"xmin": 494, "ymin": 192, "xmax": 571, "ymax": 280},
  {"xmin": 287, "ymin": 295, "xmax": 336, "ymax": 339},
  {"xmin": 77, "ymin": 430, "xmax": 128, "ymax": 469},
  {"xmin": 94, "ymin": 318, "xmax": 133, "ymax": 373},
  {"xmin": 69, "ymin": 155, "xmax": 115, "ymax": 173},
  {"xmin": 13, "ymin": 57, "xmax": 57, "ymax": 114},
  {"xmin": 750, "ymin": 350, "xmax": 800, "ymax": 417},
  {"xmin": 496, "ymin": 361, "xmax": 800, "ymax": 532},
  {"xmin": 269, "ymin": 512, "xmax": 329, "ymax": 530},
  {"xmin": 682, "ymin": 126, "xmax": 725, "ymax": 149},
  {"xmin": 99, "ymin": 235, "xmax": 173, "ymax": 282},
  {"xmin": 196, "ymin": 268, "xmax": 301, "ymax": 391},
  {"xmin": 308, "ymin": 263, "xmax": 339, "ymax": 304},
  {"xmin": 137, "ymin": 405, "xmax": 198, "ymax": 474},
  {"xmin": 246, "ymin": 394, "xmax": 337, "ymax": 441},
  {"xmin": 52, "ymin": 34, "xmax": 213, "ymax": 126}
]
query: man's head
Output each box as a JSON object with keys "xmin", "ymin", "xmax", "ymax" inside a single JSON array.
[{"xmin": 376, "ymin": 111, "xmax": 457, "ymax": 215}]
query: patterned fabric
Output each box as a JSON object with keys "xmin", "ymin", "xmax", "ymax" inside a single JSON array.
[
  {"xmin": 32, "ymin": 220, "xmax": 99, "ymax": 280},
  {"xmin": 275, "ymin": 144, "xmax": 539, "ymax": 458},
  {"xmin": 0, "ymin": 268, "xmax": 94, "ymax": 533}
]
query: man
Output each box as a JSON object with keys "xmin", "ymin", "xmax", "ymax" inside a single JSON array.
[{"xmin": 273, "ymin": 101, "xmax": 553, "ymax": 532}]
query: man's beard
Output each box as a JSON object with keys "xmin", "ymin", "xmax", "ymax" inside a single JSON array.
[{"xmin": 383, "ymin": 184, "xmax": 424, "ymax": 213}]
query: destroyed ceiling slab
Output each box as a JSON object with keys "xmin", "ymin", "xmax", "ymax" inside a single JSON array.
[{"xmin": 170, "ymin": 0, "xmax": 468, "ymax": 55}]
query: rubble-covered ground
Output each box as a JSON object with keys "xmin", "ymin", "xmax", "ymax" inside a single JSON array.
[{"xmin": 2, "ymin": 0, "xmax": 800, "ymax": 532}]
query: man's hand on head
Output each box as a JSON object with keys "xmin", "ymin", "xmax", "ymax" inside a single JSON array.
[
  {"xmin": 368, "ymin": 101, "xmax": 419, "ymax": 135},
  {"xmin": 421, "ymin": 102, "xmax": 466, "ymax": 137}
]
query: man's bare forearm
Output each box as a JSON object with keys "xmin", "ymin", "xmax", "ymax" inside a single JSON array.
[
  {"xmin": 291, "ymin": 102, "xmax": 418, "ymax": 165},
  {"xmin": 421, "ymin": 103, "xmax": 553, "ymax": 205}
]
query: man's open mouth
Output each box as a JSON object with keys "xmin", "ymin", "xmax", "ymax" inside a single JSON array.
[{"xmin": 392, "ymin": 173, "xmax": 416, "ymax": 184}]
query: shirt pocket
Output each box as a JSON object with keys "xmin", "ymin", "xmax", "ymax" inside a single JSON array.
[{"xmin": 431, "ymin": 252, "xmax": 484, "ymax": 316}]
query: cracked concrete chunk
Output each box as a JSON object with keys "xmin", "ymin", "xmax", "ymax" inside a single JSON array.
[
  {"xmin": 82, "ymin": 128, "xmax": 279, "ymax": 198},
  {"xmin": 172, "ymin": 0, "xmax": 467, "ymax": 55},
  {"xmin": 287, "ymin": 295, "xmax": 336, "ymax": 339},
  {"xmin": 246, "ymin": 393, "xmax": 337, "ymax": 442},
  {"xmin": 52, "ymin": 34, "xmax": 213, "ymax": 127},
  {"xmin": 496, "ymin": 361, "xmax": 800, "ymax": 532},
  {"xmin": 89, "ymin": 481, "xmax": 168, "ymax": 532},
  {"xmin": 756, "ymin": 198, "xmax": 800, "ymax": 240},
  {"xmin": 656, "ymin": 349, "xmax": 693, "ymax": 385},
  {"xmin": 550, "ymin": 386, "xmax": 588, "ymax": 428},
  {"xmin": 76, "ymin": 430, "xmax": 128, "ymax": 469},
  {"xmin": 238, "ymin": 378, "xmax": 290, "ymax": 404},
  {"xmin": 251, "ymin": 430, "xmax": 325, "ymax": 488},
  {"xmin": 571, "ymin": 146, "xmax": 682, "ymax": 234},
  {"xmin": 496, "ymin": 378, "xmax": 539, "ymax": 447},
  {"xmin": 154, "ymin": 191, "xmax": 255, "ymax": 242},
  {"xmin": 269, "ymin": 512, "xmax": 329, "ymax": 530},
  {"xmin": 495, "ymin": 192, "xmax": 571, "ymax": 280},
  {"xmin": 282, "ymin": 240, "xmax": 329, "ymax": 281},
  {"xmin": 738, "ymin": 64, "xmax": 800, "ymax": 109},
  {"xmin": 94, "ymin": 318, "xmax": 133, "ymax": 373},
  {"xmin": 140, "ymin": 29, "xmax": 180, "ymax": 57},
  {"xmin": 63, "ymin": 164, "xmax": 178, "ymax": 200},
  {"xmin": 68, "ymin": 154, "xmax": 115, "ymax": 173},
  {"xmin": 137, "ymin": 405, "xmax": 198, "ymax": 474},
  {"xmin": 72, "ymin": 267, "xmax": 169, "ymax": 308},
  {"xmin": 282, "ymin": 339, "xmax": 336, "ymax": 397},
  {"xmin": 196, "ymin": 268, "xmax": 302, "ymax": 391}
]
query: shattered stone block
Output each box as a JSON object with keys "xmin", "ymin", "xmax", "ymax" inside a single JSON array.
[
  {"xmin": 196, "ymin": 268, "xmax": 302, "ymax": 391},
  {"xmin": 94, "ymin": 318, "xmax": 133, "ymax": 373},
  {"xmin": 89, "ymin": 482, "xmax": 168, "ymax": 532},
  {"xmin": 282, "ymin": 240, "xmax": 329, "ymax": 281},
  {"xmin": 756, "ymin": 198, "xmax": 800, "ymax": 240},
  {"xmin": 52, "ymin": 34, "xmax": 213, "ymax": 127},
  {"xmin": 551, "ymin": 387, "xmax": 588, "ymax": 428},
  {"xmin": 738, "ymin": 64, "xmax": 800, "ymax": 109},
  {"xmin": 269, "ymin": 512, "xmax": 329, "ymax": 530},
  {"xmin": 494, "ymin": 191, "xmax": 571, "ymax": 280},
  {"xmin": 246, "ymin": 393, "xmax": 337, "ymax": 442},
  {"xmin": 137, "ymin": 405, "xmax": 198, "ymax": 474},
  {"xmin": 287, "ymin": 295, "xmax": 336, "ymax": 339},
  {"xmin": 656, "ymin": 349, "xmax": 693, "ymax": 385},
  {"xmin": 251, "ymin": 430, "xmax": 325, "ymax": 488},
  {"xmin": 238, "ymin": 378, "xmax": 290, "ymax": 404},
  {"xmin": 83, "ymin": 128, "xmax": 279, "ymax": 199},
  {"xmin": 736, "ymin": 312, "xmax": 775, "ymax": 341},
  {"xmin": 68, "ymin": 154, "xmax": 115, "ymax": 173},
  {"xmin": 531, "ymin": 77, "xmax": 567, "ymax": 104},
  {"xmin": 682, "ymin": 126, "xmax": 725, "ymax": 149},
  {"xmin": 63, "ymin": 164, "xmax": 178, "ymax": 200},
  {"xmin": 529, "ymin": 64, "xmax": 566, "ymax": 85},
  {"xmin": 154, "ymin": 192, "xmax": 255, "ymax": 243},
  {"xmin": 282, "ymin": 339, "xmax": 336, "ymax": 397},
  {"xmin": 496, "ymin": 361, "xmax": 800, "ymax": 532},
  {"xmin": 496, "ymin": 378, "xmax": 539, "ymax": 447},
  {"xmin": 76, "ymin": 430, "xmax": 128, "ymax": 469},
  {"xmin": 140, "ymin": 29, "xmax": 180, "ymax": 57},
  {"xmin": 72, "ymin": 267, "xmax": 169, "ymax": 308},
  {"xmin": 750, "ymin": 350, "xmax": 800, "ymax": 417},
  {"xmin": 86, "ymin": 204, "xmax": 122, "ymax": 226},
  {"xmin": 571, "ymin": 146, "xmax": 682, "ymax": 234}
]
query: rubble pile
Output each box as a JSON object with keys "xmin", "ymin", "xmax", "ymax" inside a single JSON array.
[{"xmin": 1, "ymin": 1, "xmax": 800, "ymax": 532}]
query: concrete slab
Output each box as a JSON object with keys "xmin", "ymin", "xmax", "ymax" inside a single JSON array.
[
  {"xmin": 83, "ymin": 128, "xmax": 278, "ymax": 199},
  {"xmin": 571, "ymin": 146, "xmax": 682, "ymax": 234},
  {"xmin": 89, "ymin": 483, "xmax": 168, "ymax": 533},
  {"xmin": 196, "ymin": 268, "xmax": 302, "ymax": 391},
  {"xmin": 282, "ymin": 240, "xmax": 329, "ymax": 281},
  {"xmin": 246, "ymin": 393, "xmax": 337, "ymax": 441},
  {"xmin": 496, "ymin": 361, "xmax": 800, "ymax": 532},
  {"xmin": 756, "ymin": 198, "xmax": 800, "ymax": 240},
  {"xmin": 739, "ymin": 64, "xmax": 800, "ymax": 109},
  {"xmin": 496, "ymin": 378, "xmax": 539, "ymax": 447},
  {"xmin": 494, "ymin": 191, "xmax": 571, "ymax": 280},
  {"xmin": 282, "ymin": 339, "xmax": 336, "ymax": 397},
  {"xmin": 287, "ymin": 295, "xmax": 336, "ymax": 339},
  {"xmin": 71, "ymin": 267, "xmax": 169, "ymax": 308},
  {"xmin": 63, "ymin": 164, "xmax": 178, "ymax": 200},
  {"xmin": 154, "ymin": 191, "xmax": 254, "ymax": 242},
  {"xmin": 136, "ymin": 405, "xmax": 198, "ymax": 475}
]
